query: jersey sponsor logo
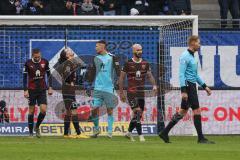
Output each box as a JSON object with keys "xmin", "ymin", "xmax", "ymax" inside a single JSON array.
[
  {"xmin": 136, "ymin": 70, "xmax": 141, "ymax": 78},
  {"xmin": 35, "ymin": 70, "xmax": 41, "ymax": 77},
  {"xmin": 135, "ymin": 70, "xmax": 143, "ymax": 81},
  {"xmin": 33, "ymin": 70, "xmax": 43, "ymax": 80},
  {"xmin": 100, "ymin": 63, "xmax": 105, "ymax": 70}
]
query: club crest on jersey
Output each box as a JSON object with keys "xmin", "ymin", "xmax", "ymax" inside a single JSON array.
[{"xmin": 41, "ymin": 64, "xmax": 45, "ymax": 68}]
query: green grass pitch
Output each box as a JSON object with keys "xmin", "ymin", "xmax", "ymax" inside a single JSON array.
[{"xmin": 0, "ymin": 136, "xmax": 239, "ymax": 160}]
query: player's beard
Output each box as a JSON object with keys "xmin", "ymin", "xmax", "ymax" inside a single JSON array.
[
  {"xmin": 32, "ymin": 58, "xmax": 41, "ymax": 63},
  {"xmin": 134, "ymin": 52, "xmax": 142, "ymax": 59}
]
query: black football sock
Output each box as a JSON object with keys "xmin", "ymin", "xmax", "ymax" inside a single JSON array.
[
  {"xmin": 64, "ymin": 115, "xmax": 71, "ymax": 135},
  {"xmin": 163, "ymin": 113, "xmax": 183, "ymax": 134},
  {"xmin": 135, "ymin": 111, "xmax": 142, "ymax": 135},
  {"xmin": 128, "ymin": 117, "xmax": 137, "ymax": 133},
  {"xmin": 28, "ymin": 114, "xmax": 34, "ymax": 134},
  {"xmin": 193, "ymin": 115, "xmax": 204, "ymax": 140},
  {"xmin": 36, "ymin": 112, "xmax": 46, "ymax": 129},
  {"xmin": 72, "ymin": 115, "xmax": 81, "ymax": 135}
]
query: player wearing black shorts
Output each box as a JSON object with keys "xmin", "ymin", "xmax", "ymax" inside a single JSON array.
[
  {"xmin": 159, "ymin": 36, "xmax": 215, "ymax": 144},
  {"xmin": 119, "ymin": 44, "xmax": 157, "ymax": 142},
  {"xmin": 23, "ymin": 48, "xmax": 53, "ymax": 138},
  {"xmin": 58, "ymin": 48, "xmax": 88, "ymax": 139}
]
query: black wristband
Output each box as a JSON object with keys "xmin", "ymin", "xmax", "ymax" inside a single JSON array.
[
  {"xmin": 181, "ymin": 86, "xmax": 187, "ymax": 93},
  {"xmin": 202, "ymin": 83, "xmax": 207, "ymax": 89}
]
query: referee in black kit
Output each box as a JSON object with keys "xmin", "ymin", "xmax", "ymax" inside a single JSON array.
[{"xmin": 159, "ymin": 35, "xmax": 215, "ymax": 144}]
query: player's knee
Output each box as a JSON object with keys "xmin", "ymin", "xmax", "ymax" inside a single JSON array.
[
  {"xmin": 92, "ymin": 108, "xmax": 99, "ymax": 117},
  {"xmin": 64, "ymin": 114, "xmax": 71, "ymax": 121},
  {"xmin": 71, "ymin": 109, "xmax": 77, "ymax": 115},
  {"xmin": 40, "ymin": 108, "xmax": 47, "ymax": 114},
  {"xmin": 107, "ymin": 109, "xmax": 113, "ymax": 116},
  {"xmin": 66, "ymin": 109, "xmax": 71, "ymax": 116},
  {"xmin": 28, "ymin": 107, "xmax": 35, "ymax": 115},
  {"xmin": 193, "ymin": 108, "xmax": 201, "ymax": 115},
  {"xmin": 179, "ymin": 109, "xmax": 188, "ymax": 116},
  {"xmin": 40, "ymin": 105, "xmax": 47, "ymax": 112},
  {"xmin": 28, "ymin": 112, "xmax": 34, "ymax": 115},
  {"xmin": 172, "ymin": 112, "xmax": 184, "ymax": 123},
  {"xmin": 133, "ymin": 107, "xmax": 141, "ymax": 113}
]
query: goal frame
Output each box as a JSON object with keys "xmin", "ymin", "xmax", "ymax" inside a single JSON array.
[{"xmin": 0, "ymin": 15, "xmax": 198, "ymax": 35}]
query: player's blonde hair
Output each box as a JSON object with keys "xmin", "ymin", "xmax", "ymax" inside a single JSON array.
[{"xmin": 188, "ymin": 35, "xmax": 199, "ymax": 45}]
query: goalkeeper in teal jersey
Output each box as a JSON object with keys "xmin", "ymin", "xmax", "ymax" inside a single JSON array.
[{"xmin": 86, "ymin": 40, "xmax": 120, "ymax": 138}]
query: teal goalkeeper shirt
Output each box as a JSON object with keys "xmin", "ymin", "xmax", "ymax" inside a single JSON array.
[
  {"xmin": 179, "ymin": 49, "xmax": 206, "ymax": 92},
  {"xmin": 93, "ymin": 53, "xmax": 114, "ymax": 93}
]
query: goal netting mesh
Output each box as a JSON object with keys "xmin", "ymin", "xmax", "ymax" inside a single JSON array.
[{"xmin": 0, "ymin": 16, "xmax": 197, "ymax": 136}]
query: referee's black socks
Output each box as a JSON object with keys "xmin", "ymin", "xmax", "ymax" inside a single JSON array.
[
  {"xmin": 28, "ymin": 114, "xmax": 34, "ymax": 134},
  {"xmin": 164, "ymin": 113, "xmax": 183, "ymax": 134},
  {"xmin": 36, "ymin": 112, "xmax": 46, "ymax": 129},
  {"xmin": 193, "ymin": 114, "xmax": 204, "ymax": 140}
]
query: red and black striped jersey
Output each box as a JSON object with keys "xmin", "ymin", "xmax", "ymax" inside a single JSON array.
[
  {"xmin": 122, "ymin": 58, "xmax": 150, "ymax": 95},
  {"xmin": 23, "ymin": 58, "xmax": 51, "ymax": 90}
]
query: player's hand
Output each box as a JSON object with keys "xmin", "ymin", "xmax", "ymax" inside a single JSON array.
[
  {"xmin": 4, "ymin": 113, "xmax": 10, "ymax": 123},
  {"xmin": 48, "ymin": 87, "xmax": 53, "ymax": 95},
  {"xmin": 153, "ymin": 85, "xmax": 158, "ymax": 96},
  {"xmin": 109, "ymin": 3, "xmax": 114, "ymax": 8},
  {"xmin": 24, "ymin": 90, "xmax": 29, "ymax": 98},
  {"xmin": 181, "ymin": 92, "xmax": 188, "ymax": 101},
  {"xmin": 205, "ymin": 87, "xmax": 212, "ymax": 96},
  {"xmin": 100, "ymin": 0, "xmax": 105, "ymax": 4},
  {"xmin": 85, "ymin": 89, "xmax": 91, "ymax": 97},
  {"xmin": 119, "ymin": 92, "xmax": 126, "ymax": 102}
]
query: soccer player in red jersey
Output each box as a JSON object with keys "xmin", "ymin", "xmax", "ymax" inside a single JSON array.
[
  {"xmin": 23, "ymin": 49, "xmax": 53, "ymax": 138},
  {"xmin": 119, "ymin": 44, "xmax": 157, "ymax": 142}
]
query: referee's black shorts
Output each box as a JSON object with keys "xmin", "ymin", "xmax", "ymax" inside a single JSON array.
[{"xmin": 181, "ymin": 81, "xmax": 200, "ymax": 110}]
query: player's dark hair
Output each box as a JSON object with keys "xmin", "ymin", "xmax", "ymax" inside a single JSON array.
[
  {"xmin": 32, "ymin": 48, "xmax": 40, "ymax": 55},
  {"xmin": 96, "ymin": 40, "xmax": 107, "ymax": 48},
  {"xmin": 58, "ymin": 49, "xmax": 68, "ymax": 64},
  {"xmin": 188, "ymin": 35, "xmax": 199, "ymax": 45}
]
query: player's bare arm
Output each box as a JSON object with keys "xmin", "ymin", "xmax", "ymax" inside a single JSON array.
[
  {"xmin": 147, "ymin": 71, "xmax": 157, "ymax": 96},
  {"xmin": 119, "ymin": 71, "xmax": 127, "ymax": 102}
]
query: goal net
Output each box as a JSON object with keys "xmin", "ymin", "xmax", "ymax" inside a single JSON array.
[{"xmin": 0, "ymin": 16, "xmax": 197, "ymax": 136}]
